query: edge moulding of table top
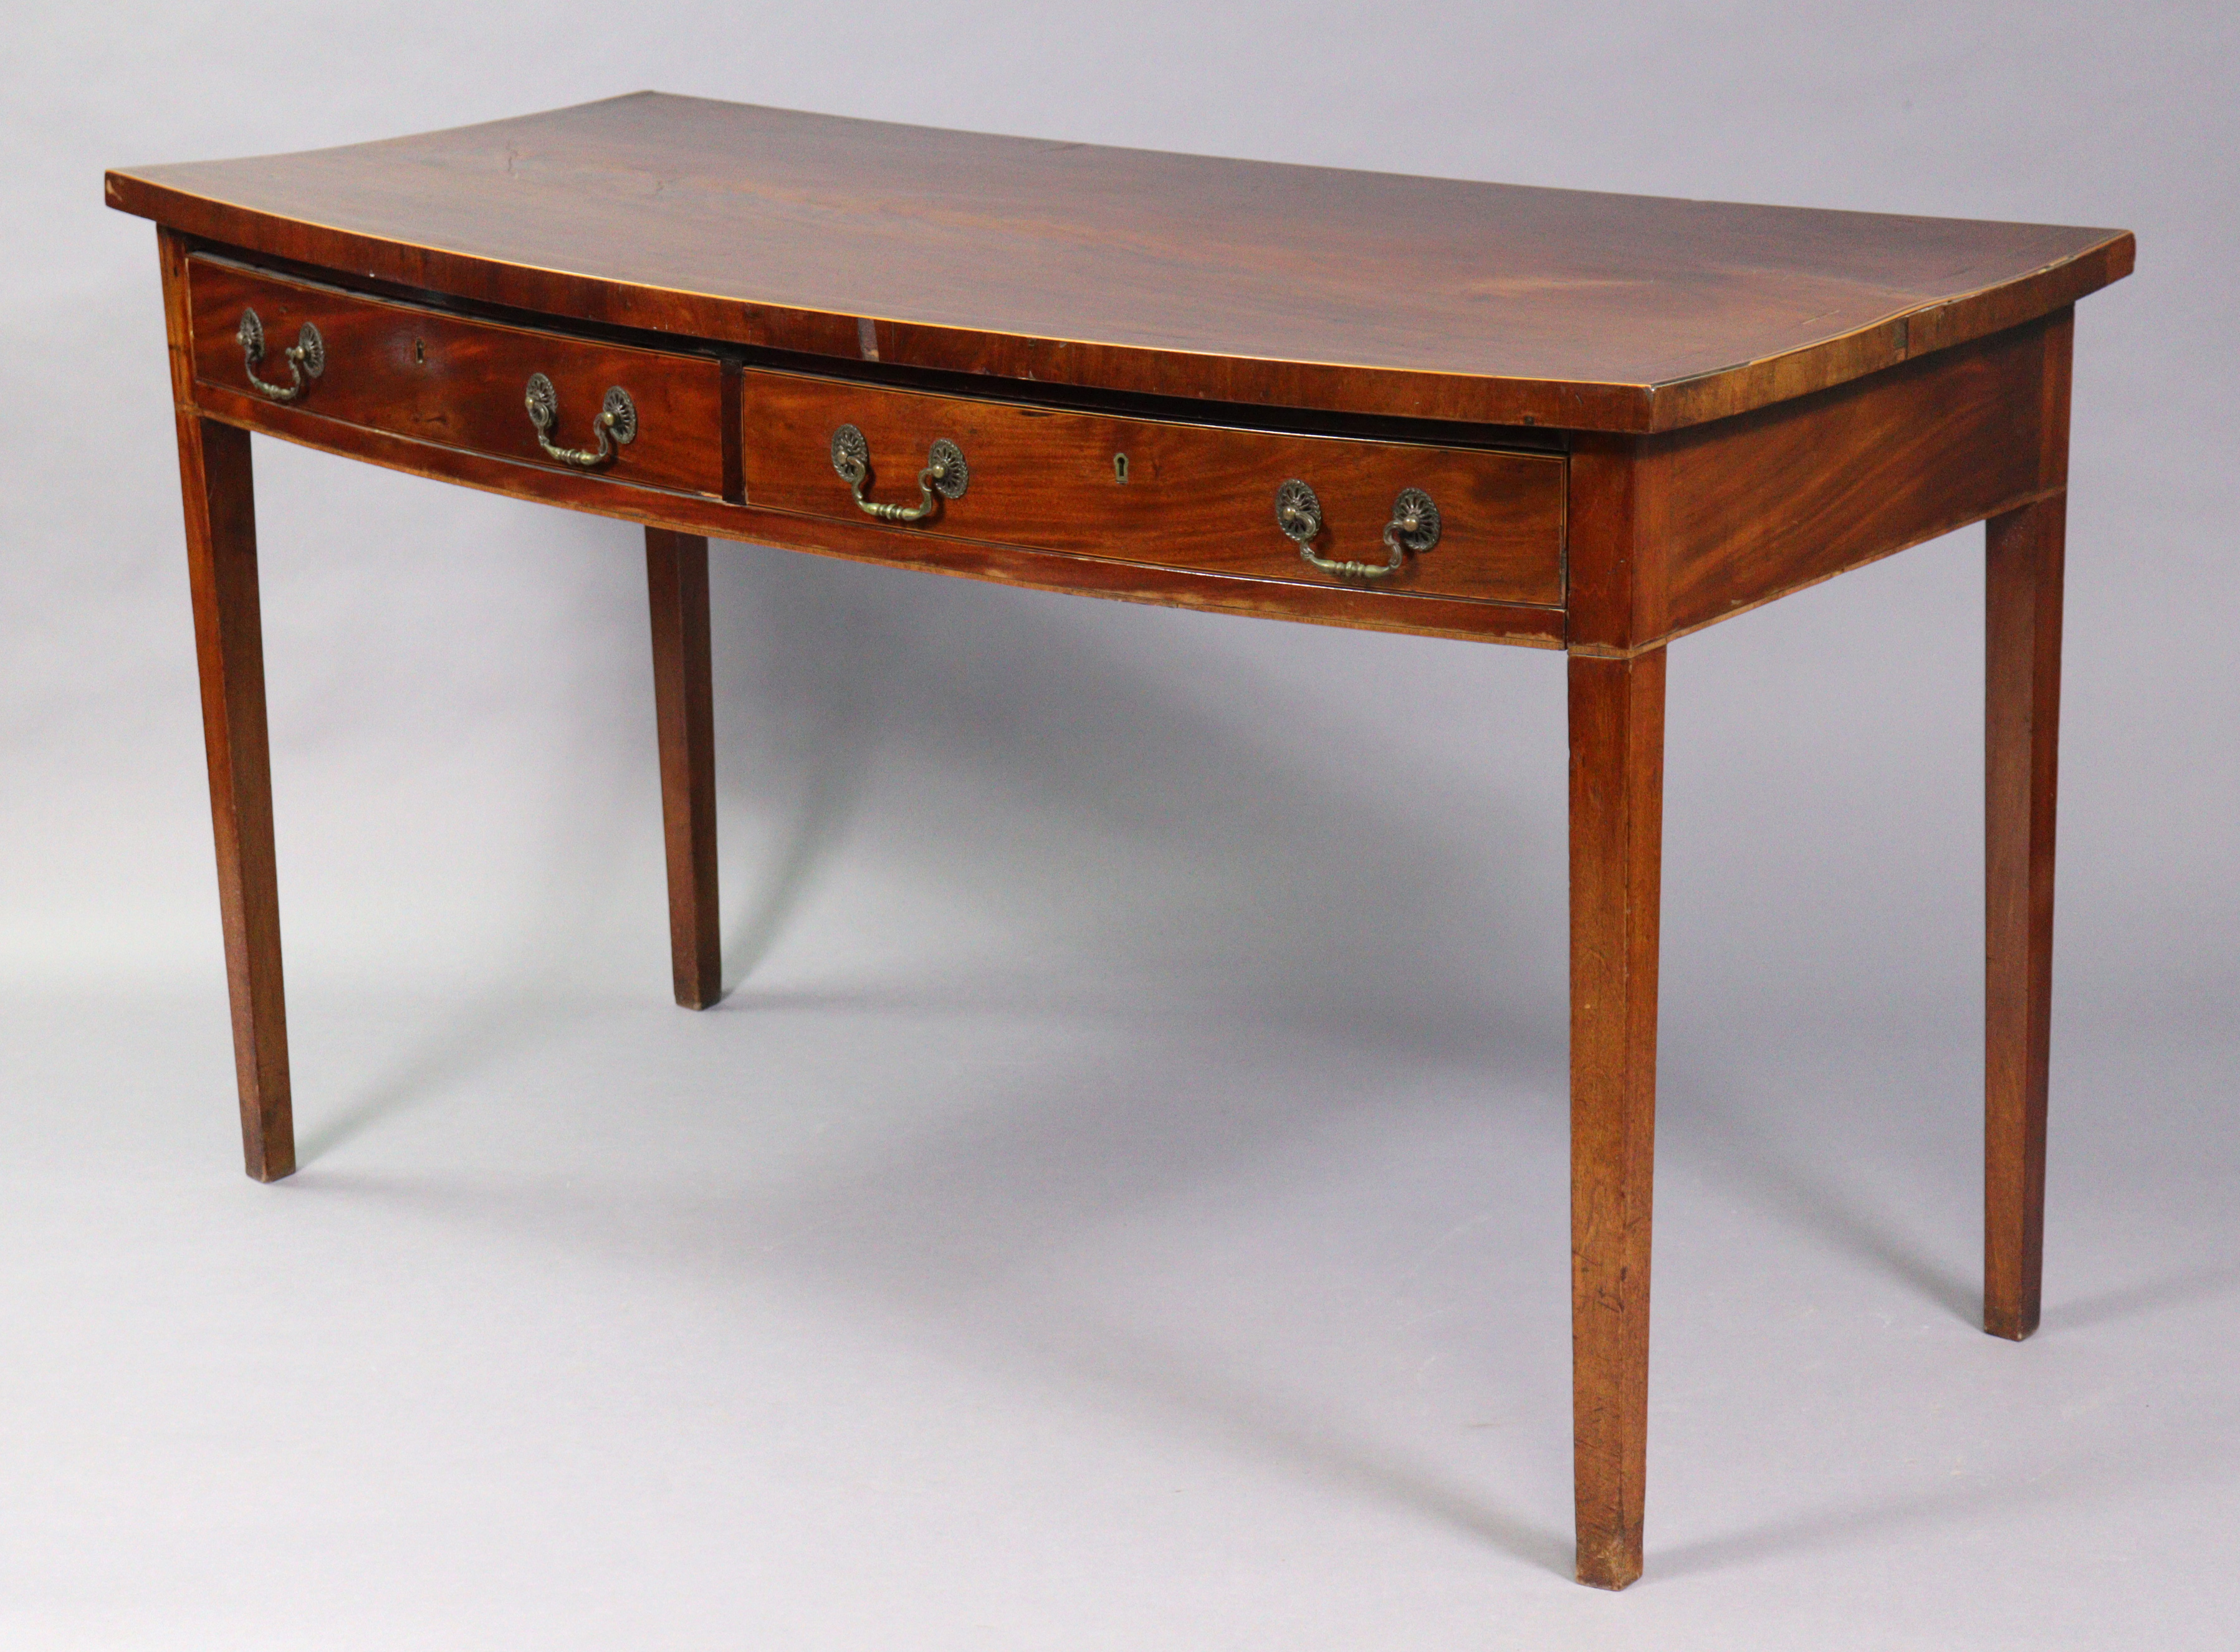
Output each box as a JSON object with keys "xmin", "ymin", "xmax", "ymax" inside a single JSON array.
[{"xmin": 105, "ymin": 93, "xmax": 2133, "ymax": 1592}]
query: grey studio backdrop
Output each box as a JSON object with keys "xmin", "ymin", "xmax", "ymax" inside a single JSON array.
[{"xmin": 3, "ymin": 4, "xmax": 2233, "ymax": 1648}]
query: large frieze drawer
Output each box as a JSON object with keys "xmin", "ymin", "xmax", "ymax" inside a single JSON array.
[{"xmin": 740, "ymin": 370, "xmax": 1565, "ymax": 608}]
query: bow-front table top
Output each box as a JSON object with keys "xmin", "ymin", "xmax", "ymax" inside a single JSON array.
[{"xmin": 105, "ymin": 91, "xmax": 2132, "ymax": 433}]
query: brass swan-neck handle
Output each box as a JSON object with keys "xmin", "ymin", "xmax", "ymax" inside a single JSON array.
[
  {"xmin": 1276, "ymin": 480, "xmax": 1441, "ymax": 579},
  {"xmin": 525, "ymin": 374, "xmax": 637, "ymax": 469},
  {"xmin": 237, "ymin": 309, "xmax": 325, "ymax": 403},
  {"xmin": 830, "ymin": 424, "xmax": 969, "ymax": 523}
]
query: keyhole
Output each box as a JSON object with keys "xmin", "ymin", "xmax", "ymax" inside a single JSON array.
[
  {"xmin": 1113, "ymin": 452, "xmax": 1129, "ymax": 484},
  {"xmin": 413, "ymin": 338, "xmax": 426, "ymax": 366}
]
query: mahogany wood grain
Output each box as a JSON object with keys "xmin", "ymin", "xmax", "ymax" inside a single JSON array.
[
  {"xmin": 744, "ymin": 368, "xmax": 1566, "ymax": 606},
  {"xmin": 1983, "ymin": 497, "xmax": 2066, "ymax": 1340},
  {"xmin": 184, "ymin": 375, "xmax": 1570, "ymax": 650},
  {"xmin": 1567, "ymin": 312, "xmax": 2070, "ymax": 656},
  {"xmin": 107, "ymin": 94, "xmax": 2131, "ymax": 432},
  {"xmin": 1654, "ymin": 312, "xmax": 2067, "ymax": 641},
  {"xmin": 646, "ymin": 528, "xmax": 722, "ymax": 1010},
  {"xmin": 163, "ymin": 229, "xmax": 295, "ymax": 1182},
  {"xmin": 187, "ymin": 255, "xmax": 729, "ymax": 498},
  {"xmin": 1568, "ymin": 646, "xmax": 1667, "ymax": 1590}
]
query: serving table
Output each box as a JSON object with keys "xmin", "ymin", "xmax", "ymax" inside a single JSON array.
[{"xmin": 105, "ymin": 93, "xmax": 2133, "ymax": 1588}]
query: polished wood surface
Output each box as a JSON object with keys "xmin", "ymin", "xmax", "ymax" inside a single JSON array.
[
  {"xmin": 1566, "ymin": 312, "xmax": 2069, "ymax": 655},
  {"xmin": 109, "ymin": 93, "xmax": 2130, "ymax": 432},
  {"xmin": 189, "ymin": 255, "xmax": 731, "ymax": 499},
  {"xmin": 646, "ymin": 528, "xmax": 722, "ymax": 1011},
  {"xmin": 1654, "ymin": 311, "xmax": 2066, "ymax": 641},
  {"xmin": 116, "ymin": 103, "xmax": 2134, "ymax": 1592},
  {"xmin": 743, "ymin": 369, "xmax": 1566, "ymax": 606},
  {"xmin": 1566, "ymin": 647, "xmax": 1666, "ymax": 1590}
]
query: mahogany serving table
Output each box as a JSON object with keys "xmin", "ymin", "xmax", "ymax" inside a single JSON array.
[{"xmin": 106, "ymin": 93, "xmax": 2133, "ymax": 1588}]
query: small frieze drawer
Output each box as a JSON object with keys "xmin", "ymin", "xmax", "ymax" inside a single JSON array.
[{"xmin": 186, "ymin": 256, "xmax": 729, "ymax": 499}]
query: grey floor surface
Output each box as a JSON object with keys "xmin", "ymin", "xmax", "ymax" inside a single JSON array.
[{"xmin": 4, "ymin": 961, "xmax": 2233, "ymax": 1648}]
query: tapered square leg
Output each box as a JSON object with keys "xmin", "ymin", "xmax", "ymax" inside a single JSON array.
[
  {"xmin": 646, "ymin": 527, "xmax": 722, "ymax": 1008},
  {"xmin": 1568, "ymin": 646, "xmax": 1667, "ymax": 1590},
  {"xmin": 176, "ymin": 412, "xmax": 295, "ymax": 1182},
  {"xmin": 1984, "ymin": 495, "xmax": 2064, "ymax": 1340}
]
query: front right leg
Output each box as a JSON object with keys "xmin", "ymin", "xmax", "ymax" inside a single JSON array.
[{"xmin": 1568, "ymin": 646, "xmax": 1668, "ymax": 1588}]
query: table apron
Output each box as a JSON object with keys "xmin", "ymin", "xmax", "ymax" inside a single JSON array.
[{"xmin": 183, "ymin": 382, "xmax": 1570, "ymax": 649}]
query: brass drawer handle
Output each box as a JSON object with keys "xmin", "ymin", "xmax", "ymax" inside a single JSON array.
[
  {"xmin": 525, "ymin": 374, "xmax": 637, "ymax": 469},
  {"xmin": 830, "ymin": 424, "xmax": 968, "ymax": 522},
  {"xmin": 1276, "ymin": 480, "xmax": 1441, "ymax": 579},
  {"xmin": 237, "ymin": 309, "xmax": 323, "ymax": 403}
]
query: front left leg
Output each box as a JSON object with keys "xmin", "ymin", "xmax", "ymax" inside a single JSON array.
[{"xmin": 177, "ymin": 413, "xmax": 295, "ymax": 1182}]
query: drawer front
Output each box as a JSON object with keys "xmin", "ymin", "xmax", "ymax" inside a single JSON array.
[
  {"xmin": 187, "ymin": 257, "xmax": 728, "ymax": 498},
  {"xmin": 742, "ymin": 373, "xmax": 1565, "ymax": 607}
]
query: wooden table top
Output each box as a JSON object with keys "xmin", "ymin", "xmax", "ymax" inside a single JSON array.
[{"xmin": 108, "ymin": 92, "xmax": 2130, "ymax": 433}]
